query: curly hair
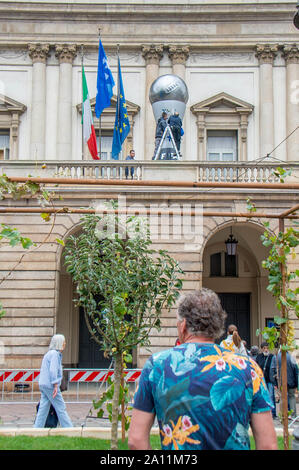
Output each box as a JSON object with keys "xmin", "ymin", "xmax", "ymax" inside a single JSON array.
[{"xmin": 177, "ymin": 289, "xmax": 227, "ymax": 340}]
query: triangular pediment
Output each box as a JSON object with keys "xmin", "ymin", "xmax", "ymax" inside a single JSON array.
[
  {"xmin": 77, "ymin": 95, "xmax": 140, "ymax": 115},
  {"xmin": 191, "ymin": 92, "xmax": 253, "ymax": 114},
  {"xmin": 0, "ymin": 94, "xmax": 26, "ymax": 113}
]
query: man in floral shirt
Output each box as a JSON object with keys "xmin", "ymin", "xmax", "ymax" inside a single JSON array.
[{"xmin": 128, "ymin": 289, "xmax": 277, "ymax": 451}]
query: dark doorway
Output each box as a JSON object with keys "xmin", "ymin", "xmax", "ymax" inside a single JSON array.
[
  {"xmin": 78, "ymin": 307, "xmax": 112, "ymax": 369},
  {"xmin": 217, "ymin": 293, "xmax": 251, "ymax": 348}
]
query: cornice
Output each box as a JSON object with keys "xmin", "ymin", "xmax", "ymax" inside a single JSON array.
[{"xmin": 0, "ymin": 2, "xmax": 296, "ymax": 23}]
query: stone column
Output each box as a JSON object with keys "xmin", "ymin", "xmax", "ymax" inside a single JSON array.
[
  {"xmin": 141, "ymin": 44, "xmax": 164, "ymax": 160},
  {"xmin": 28, "ymin": 43, "xmax": 50, "ymax": 159},
  {"xmin": 255, "ymin": 44, "xmax": 278, "ymax": 158},
  {"xmin": 282, "ymin": 44, "xmax": 299, "ymax": 162},
  {"xmin": 168, "ymin": 46, "xmax": 190, "ymax": 158},
  {"xmin": 168, "ymin": 45, "xmax": 189, "ymax": 80},
  {"xmin": 55, "ymin": 44, "xmax": 77, "ymax": 160}
]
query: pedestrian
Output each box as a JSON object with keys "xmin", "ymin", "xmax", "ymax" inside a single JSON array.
[
  {"xmin": 270, "ymin": 349, "xmax": 298, "ymax": 419},
  {"xmin": 34, "ymin": 334, "xmax": 73, "ymax": 428},
  {"xmin": 249, "ymin": 345, "xmax": 259, "ymax": 362},
  {"xmin": 125, "ymin": 149, "xmax": 135, "ymax": 179},
  {"xmin": 168, "ymin": 111, "xmax": 182, "ymax": 156},
  {"xmin": 256, "ymin": 342, "xmax": 277, "ymax": 419},
  {"xmin": 128, "ymin": 289, "xmax": 276, "ymax": 450},
  {"xmin": 220, "ymin": 324, "xmax": 248, "ymax": 356},
  {"xmin": 152, "ymin": 112, "xmax": 168, "ymax": 159}
]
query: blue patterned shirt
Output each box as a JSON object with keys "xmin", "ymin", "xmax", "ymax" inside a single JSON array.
[{"xmin": 133, "ymin": 343, "xmax": 272, "ymax": 450}]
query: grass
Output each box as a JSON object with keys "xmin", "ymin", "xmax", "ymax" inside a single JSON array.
[{"xmin": 0, "ymin": 435, "xmax": 292, "ymax": 450}]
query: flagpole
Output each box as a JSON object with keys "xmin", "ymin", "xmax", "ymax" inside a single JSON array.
[
  {"xmin": 98, "ymin": 27, "xmax": 102, "ymax": 159},
  {"xmin": 80, "ymin": 44, "xmax": 84, "ymax": 160},
  {"xmin": 117, "ymin": 44, "xmax": 120, "ymax": 159}
]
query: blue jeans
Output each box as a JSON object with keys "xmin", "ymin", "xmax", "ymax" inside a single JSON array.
[
  {"xmin": 288, "ymin": 388, "xmax": 297, "ymax": 418},
  {"xmin": 34, "ymin": 386, "xmax": 73, "ymax": 428},
  {"xmin": 266, "ymin": 382, "xmax": 276, "ymax": 418}
]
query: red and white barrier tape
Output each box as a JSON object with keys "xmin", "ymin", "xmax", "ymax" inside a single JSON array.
[
  {"xmin": 0, "ymin": 370, "xmax": 141, "ymax": 383},
  {"xmin": 69, "ymin": 370, "xmax": 141, "ymax": 383},
  {"xmin": 0, "ymin": 371, "xmax": 40, "ymax": 382}
]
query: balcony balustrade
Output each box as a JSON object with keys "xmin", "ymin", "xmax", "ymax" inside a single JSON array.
[{"xmin": 0, "ymin": 160, "xmax": 298, "ymax": 184}]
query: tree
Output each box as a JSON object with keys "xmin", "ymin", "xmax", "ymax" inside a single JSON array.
[
  {"xmin": 257, "ymin": 220, "xmax": 299, "ymax": 450},
  {"xmin": 64, "ymin": 210, "xmax": 184, "ymax": 449}
]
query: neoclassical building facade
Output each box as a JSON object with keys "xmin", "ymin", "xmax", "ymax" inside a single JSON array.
[{"xmin": 0, "ymin": 0, "xmax": 298, "ymax": 369}]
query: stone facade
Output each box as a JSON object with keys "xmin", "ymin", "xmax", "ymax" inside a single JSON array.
[{"xmin": 0, "ymin": 1, "xmax": 298, "ymax": 368}]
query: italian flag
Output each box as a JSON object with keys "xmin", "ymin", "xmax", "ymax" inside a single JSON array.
[{"xmin": 82, "ymin": 67, "xmax": 99, "ymax": 160}]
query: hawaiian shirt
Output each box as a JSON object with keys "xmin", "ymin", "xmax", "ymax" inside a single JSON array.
[{"xmin": 133, "ymin": 342, "xmax": 273, "ymax": 450}]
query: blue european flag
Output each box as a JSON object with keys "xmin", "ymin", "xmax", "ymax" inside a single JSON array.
[
  {"xmin": 95, "ymin": 40, "xmax": 115, "ymax": 118},
  {"xmin": 112, "ymin": 58, "xmax": 130, "ymax": 160}
]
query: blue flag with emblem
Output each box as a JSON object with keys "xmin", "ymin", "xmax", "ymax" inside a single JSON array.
[
  {"xmin": 111, "ymin": 58, "xmax": 130, "ymax": 160},
  {"xmin": 95, "ymin": 40, "xmax": 115, "ymax": 118}
]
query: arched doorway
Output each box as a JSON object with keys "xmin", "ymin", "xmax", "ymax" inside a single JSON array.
[
  {"xmin": 56, "ymin": 227, "xmax": 135, "ymax": 368},
  {"xmin": 202, "ymin": 221, "xmax": 278, "ymax": 348}
]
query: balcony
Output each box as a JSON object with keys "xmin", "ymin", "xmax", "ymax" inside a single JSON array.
[{"xmin": 0, "ymin": 160, "xmax": 298, "ymax": 185}]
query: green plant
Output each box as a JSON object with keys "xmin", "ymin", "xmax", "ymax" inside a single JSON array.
[
  {"xmin": 256, "ymin": 219, "xmax": 298, "ymax": 450},
  {"xmin": 64, "ymin": 210, "xmax": 184, "ymax": 449},
  {"xmin": 256, "ymin": 222, "xmax": 299, "ymax": 351}
]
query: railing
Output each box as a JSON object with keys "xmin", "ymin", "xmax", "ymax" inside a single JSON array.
[
  {"xmin": 1, "ymin": 160, "xmax": 298, "ymax": 184},
  {"xmin": 0, "ymin": 369, "xmax": 141, "ymax": 403}
]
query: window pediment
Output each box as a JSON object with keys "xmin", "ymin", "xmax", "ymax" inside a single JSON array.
[
  {"xmin": 0, "ymin": 94, "xmax": 27, "ymax": 114},
  {"xmin": 191, "ymin": 92, "xmax": 253, "ymax": 116}
]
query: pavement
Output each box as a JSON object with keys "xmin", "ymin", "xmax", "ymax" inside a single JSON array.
[
  {"xmin": 0, "ymin": 401, "xmax": 111, "ymax": 428},
  {"xmin": 0, "ymin": 401, "xmax": 298, "ymax": 436}
]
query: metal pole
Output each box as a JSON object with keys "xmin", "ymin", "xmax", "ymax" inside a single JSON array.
[
  {"xmin": 98, "ymin": 28, "xmax": 102, "ymax": 159},
  {"xmin": 81, "ymin": 44, "xmax": 84, "ymax": 161},
  {"xmin": 6, "ymin": 175, "xmax": 299, "ymax": 190},
  {"xmin": 0, "ymin": 206, "xmax": 298, "ymax": 219}
]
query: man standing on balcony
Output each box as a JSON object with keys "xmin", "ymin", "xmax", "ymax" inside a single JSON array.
[
  {"xmin": 125, "ymin": 149, "xmax": 136, "ymax": 179},
  {"xmin": 168, "ymin": 111, "xmax": 182, "ymax": 157}
]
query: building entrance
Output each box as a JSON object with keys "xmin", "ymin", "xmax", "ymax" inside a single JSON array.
[
  {"xmin": 78, "ymin": 307, "xmax": 111, "ymax": 369},
  {"xmin": 217, "ymin": 293, "xmax": 251, "ymax": 348}
]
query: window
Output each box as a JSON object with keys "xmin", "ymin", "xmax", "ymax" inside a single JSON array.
[
  {"xmin": 96, "ymin": 133, "xmax": 123, "ymax": 160},
  {"xmin": 0, "ymin": 129, "xmax": 10, "ymax": 160},
  {"xmin": 207, "ymin": 130, "xmax": 238, "ymax": 162},
  {"xmin": 210, "ymin": 251, "xmax": 238, "ymax": 277},
  {"xmin": 210, "ymin": 252, "xmax": 222, "ymax": 277}
]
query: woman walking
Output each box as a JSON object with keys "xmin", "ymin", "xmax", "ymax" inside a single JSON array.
[{"xmin": 34, "ymin": 334, "xmax": 73, "ymax": 428}]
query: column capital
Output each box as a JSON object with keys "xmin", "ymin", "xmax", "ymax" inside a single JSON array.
[
  {"xmin": 282, "ymin": 44, "xmax": 299, "ymax": 65},
  {"xmin": 141, "ymin": 44, "xmax": 164, "ymax": 65},
  {"xmin": 55, "ymin": 44, "xmax": 77, "ymax": 64},
  {"xmin": 28, "ymin": 43, "xmax": 50, "ymax": 64},
  {"xmin": 168, "ymin": 45, "xmax": 190, "ymax": 65},
  {"xmin": 255, "ymin": 44, "xmax": 278, "ymax": 64}
]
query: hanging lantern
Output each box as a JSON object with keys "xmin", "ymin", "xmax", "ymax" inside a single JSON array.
[{"xmin": 225, "ymin": 228, "xmax": 238, "ymax": 256}]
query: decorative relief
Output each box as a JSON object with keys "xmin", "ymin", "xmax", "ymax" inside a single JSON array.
[
  {"xmin": 84, "ymin": 51, "xmax": 142, "ymax": 65},
  {"xmin": 0, "ymin": 50, "xmax": 27, "ymax": 60},
  {"xmin": 168, "ymin": 45, "xmax": 190, "ymax": 65},
  {"xmin": 189, "ymin": 52, "xmax": 255, "ymax": 64},
  {"xmin": 141, "ymin": 44, "xmax": 164, "ymax": 65},
  {"xmin": 282, "ymin": 44, "xmax": 299, "ymax": 65},
  {"xmin": 255, "ymin": 44, "xmax": 278, "ymax": 64},
  {"xmin": 55, "ymin": 44, "xmax": 77, "ymax": 64},
  {"xmin": 28, "ymin": 43, "xmax": 50, "ymax": 64}
]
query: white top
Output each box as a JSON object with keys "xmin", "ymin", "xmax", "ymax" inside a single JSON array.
[{"xmin": 220, "ymin": 335, "xmax": 248, "ymax": 356}]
